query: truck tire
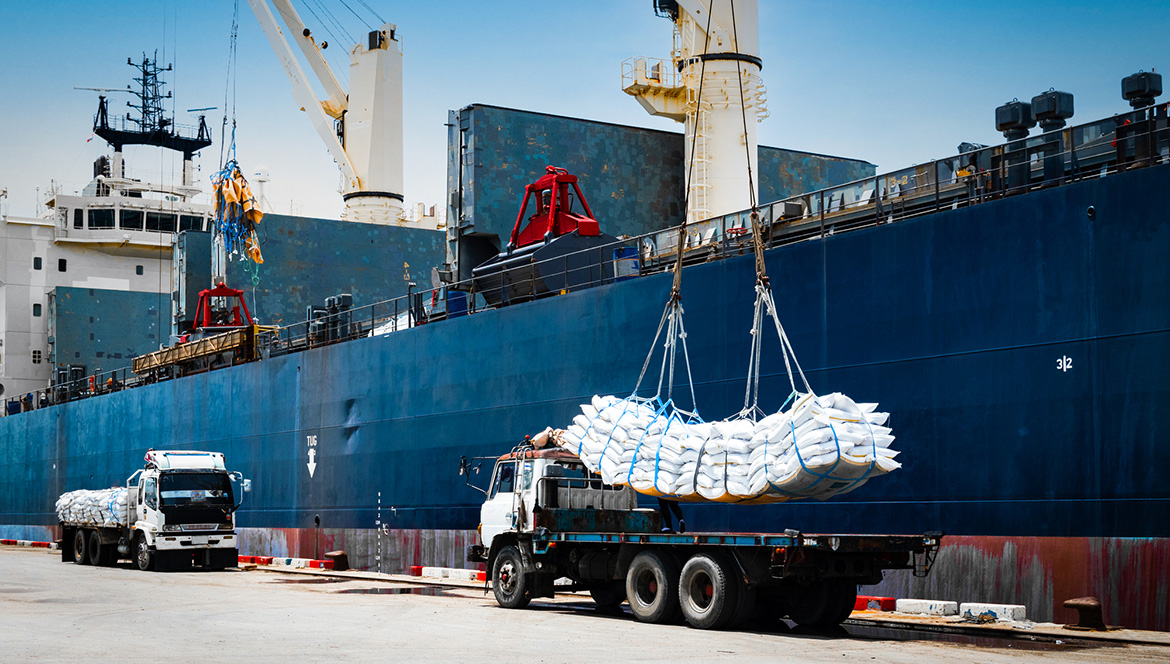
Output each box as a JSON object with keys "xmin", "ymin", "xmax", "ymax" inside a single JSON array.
[
  {"xmin": 72, "ymin": 529, "xmax": 89, "ymax": 565},
  {"xmin": 625, "ymin": 550, "xmax": 681, "ymax": 624},
  {"xmin": 134, "ymin": 533, "xmax": 154, "ymax": 571},
  {"xmin": 753, "ymin": 587, "xmax": 786, "ymax": 628},
  {"xmin": 781, "ymin": 580, "xmax": 836, "ymax": 628},
  {"xmin": 678, "ymin": 552, "xmax": 739, "ymax": 630},
  {"xmin": 728, "ymin": 581, "xmax": 757, "ymax": 629},
  {"xmin": 822, "ymin": 580, "xmax": 858, "ymax": 627},
  {"xmin": 87, "ymin": 530, "xmax": 107, "ymax": 567},
  {"xmin": 491, "ymin": 545, "xmax": 530, "ymax": 609},
  {"xmin": 589, "ymin": 581, "xmax": 626, "ymax": 609}
]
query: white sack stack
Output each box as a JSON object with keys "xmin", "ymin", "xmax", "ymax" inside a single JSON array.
[
  {"xmin": 557, "ymin": 392, "xmax": 901, "ymax": 503},
  {"xmin": 55, "ymin": 488, "xmax": 129, "ymax": 527}
]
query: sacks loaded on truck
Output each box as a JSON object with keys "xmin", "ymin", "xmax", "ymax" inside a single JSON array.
[
  {"xmin": 55, "ymin": 488, "xmax": 129, "ymax": 527},
  {"xmin": 557, "ymin": 391, "xmax": 900, "ymax": 504}
]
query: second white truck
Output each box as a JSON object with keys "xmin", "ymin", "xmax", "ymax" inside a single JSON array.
[{"xmin": 58, "ymin": 449, "xmax": 250, "ymax": 571}]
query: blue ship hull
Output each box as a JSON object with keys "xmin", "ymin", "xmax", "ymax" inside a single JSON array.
[{"xmin": 2, "ymin": 164, "xmax": 1167, "ymax": 628}]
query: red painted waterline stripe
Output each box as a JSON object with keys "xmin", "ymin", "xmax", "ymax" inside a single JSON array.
[{"xmin": 856, "ymin": 595, "xmax": 897, "ymax": 612}]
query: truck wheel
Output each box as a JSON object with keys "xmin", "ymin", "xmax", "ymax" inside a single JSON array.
[
  {"xmin": 87, "ymin": 531, "xmax": 107, "ymax": 567},
  {"xmin": 728, "ymin": 581, "xmax": 757, "ymax": 629},
  {"xmin": 134, "ymin": 533, "xmax": 154, "ymax": 571},
  {"xmin": 625, "ymin": 550, "xmax": 681, "ymax": 624},
  {"xmin": 589, "ymin": 581, "xmax": 626, "ymax": 609},
  {"xmin": 822, "ymin": 580, "xmax": 858, "ymax": 627},
  {"xmin": 678, "ymin": 552, "xmax": 739, "ymax": 629},
  {"xmin": 782, "ymin": 581, "xmax": 832, "ymax": 628},
  {"xmin": 72, "ymin": 530, "xmax": 89, "ymax": 565},
  {"xmin": 753, "ymin": 587, "xmax": 787, "ymax": 628},
  {"xmin": 491, "ymin": 546, "xmax": 530, "ymax": 609}
]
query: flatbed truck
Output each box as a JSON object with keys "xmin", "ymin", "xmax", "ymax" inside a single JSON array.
[
  {"xmin": 60, "ymin": 450, "xmax": 251, "ymax": 572},
  {"xmin": 466, "ymin": 447, "xmax": 941, "ymax": 630}
]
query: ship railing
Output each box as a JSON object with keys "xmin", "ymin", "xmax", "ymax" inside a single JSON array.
[
  {"xmin": 265, "ymin": 103, "xmax": 1170, "ymax": 350},
  {"xmin": 2, "ymin": 366, "xmax": 141, "ymax": 417},
  {"xmin": 621, "ymin": 57, "xmax": 682, "ymax": 93},
  {"xmin": 3, "ymin": 105, "xmax": 1167, "ymax": 416},
  {"xmin": 98, "ymin": 115, "xmax": 206, "ymax": 142}
]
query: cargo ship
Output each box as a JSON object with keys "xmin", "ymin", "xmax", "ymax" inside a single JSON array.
[{"xmin": 2, "ymin": 1, "xmax": 1168, "ymax": 631}]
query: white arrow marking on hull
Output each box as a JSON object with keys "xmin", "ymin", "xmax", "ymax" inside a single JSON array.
[{"xmin": 307, "ymin": 448, "xmax": 317, "ymax": 478}]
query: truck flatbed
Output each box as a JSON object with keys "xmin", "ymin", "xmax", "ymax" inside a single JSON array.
[
  {"xmin": 467, "ymin": 447, "xmax": 942, "ymax": 630},
  {"xmin": 535, "ymin": 529, "xmax": 938, "ymax": 552}
]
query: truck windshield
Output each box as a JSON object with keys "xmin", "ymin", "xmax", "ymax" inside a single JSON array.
[
  {"xmin": 159, "ymin": 472, "xmax": 233, "ymax": 508},
  {"xmin": 490, "ymin": 462, "xmax": 516, "ymax": 498}
]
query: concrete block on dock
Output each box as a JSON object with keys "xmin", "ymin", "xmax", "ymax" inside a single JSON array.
[
  {"xmin": 895, "ymin": 599, "xmax": 958, "ymax": 616},
  {"xmin": 959, "ymin": 602, "xmax": 1026, "ymax": 622}
]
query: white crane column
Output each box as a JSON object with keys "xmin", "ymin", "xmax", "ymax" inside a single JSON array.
[
  {"xmin": 624, "ymin": 0, "xmax": 766, "ymax": 223},
  {"xmin": 343, "ymin": 24, "xmax": 405, "ymax": 225}
]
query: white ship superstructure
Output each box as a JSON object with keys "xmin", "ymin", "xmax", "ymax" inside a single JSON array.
[{"xmin": 0, "ymin": 55, "xmax": 213, "ymax": 401}]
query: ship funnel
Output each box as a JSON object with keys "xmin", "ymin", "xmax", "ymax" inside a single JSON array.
[
  {"xmin": 1122, "ymin": 70, "xmax": 1162, "ymax": 109},
  {"xmin": 995, "ymin": 99, "xmax": 1035, "ymax": 140}
]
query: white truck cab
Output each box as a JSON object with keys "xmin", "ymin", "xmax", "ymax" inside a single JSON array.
[
  {"xmin": 125, "ymin": 450, "xmax": 250, "ymax": 570},
  {"xmin": 477, "ymin": 447, "xmax": 638, "ymax": 557}
]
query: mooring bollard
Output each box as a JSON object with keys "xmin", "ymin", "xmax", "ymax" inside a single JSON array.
[{"xmin": 1062, "ymin": 596, "xmax": 1108, "ymax": 631}]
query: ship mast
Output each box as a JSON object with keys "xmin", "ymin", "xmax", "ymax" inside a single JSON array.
[{"xmin": 91, "ymin": 53, "xmax": 212, "ymax": 199}]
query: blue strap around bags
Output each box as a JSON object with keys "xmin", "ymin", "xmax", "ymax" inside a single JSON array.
[
  {"xmin": 835, "ymin": 414, "xmax": 880, "ymax": 493},
  {"xmin": 629, "ymin": 399, "xmax": 671, "ymax": 487},
  {"xmin": 599, "ymin": 400, "xmax": 636, "ymax": 470}
]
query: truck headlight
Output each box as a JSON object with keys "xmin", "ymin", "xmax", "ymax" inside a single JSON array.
[{"xmin": 162, "ymin": 524, "xmax": 180, "ymax": 532}]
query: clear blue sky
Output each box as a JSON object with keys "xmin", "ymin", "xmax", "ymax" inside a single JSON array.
[{"xmin": 1, "ymin": 1, "xmax": 1167, "ymax": 219}]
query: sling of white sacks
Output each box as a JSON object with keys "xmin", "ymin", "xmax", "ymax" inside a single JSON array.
[
  {"xmin": 558, "ymin": 393, "xmax": 901, "ymax": 502},
  {"xmin": 55, "ymin": 488, "xmax": 129, "ymax": 527}
]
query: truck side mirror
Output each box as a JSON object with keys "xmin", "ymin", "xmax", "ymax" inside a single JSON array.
[{"xmin": 243, "ymin": 479, "xmax": 252, "ymax": 493}]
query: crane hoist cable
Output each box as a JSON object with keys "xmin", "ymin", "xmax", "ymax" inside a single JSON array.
[
  {"xmin": 728, "ymin": 0, "xmax": 815, "ymax": 419},
  {"xmin": 631, "ymin": 1, "xmax": 717, "ymax": 415}
]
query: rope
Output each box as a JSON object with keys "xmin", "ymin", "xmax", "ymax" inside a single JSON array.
[
  {"xmin": 632, "ymin": 3, "xmax": 720, "ymax": 414},
  {"xmin": 631, "ymin": 305, "xmax": 672, "ymax": 397},
  {"xmin": 669, "ymin": 0, "xmax": 716, "ymax": 304},
  {"xmin": 728, "ymin": 0, "xmax": 767, "ymax": 287},
  {"xmin": 219, "ymin": 0, "xmax": 239, "ymax": 169}
]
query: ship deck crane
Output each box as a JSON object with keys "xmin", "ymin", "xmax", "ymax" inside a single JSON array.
[
  {"xmin": 623, "ymin": 0, "xmax": 767, "ymax": 223},
  {"xmin": 246, "ymin": 0, "xmax": 405, "ymax": 224}
]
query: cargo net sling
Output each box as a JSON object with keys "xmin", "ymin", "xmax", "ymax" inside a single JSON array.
[
  {"xmin": 554, "ymin": 285, "xmax": 902, "ymax": 504},
  {"xmin": 55, "ymin": 488, "xmax": 129, "ymax": 527},
  {"xmin": 211, "ymin": 159, "xmax": 264, "ymax": 264}
]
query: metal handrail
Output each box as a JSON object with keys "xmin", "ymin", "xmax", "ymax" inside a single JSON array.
[{"xmin": 5, "ymin": 104, "xmax": 1167, "ymax": 417}]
